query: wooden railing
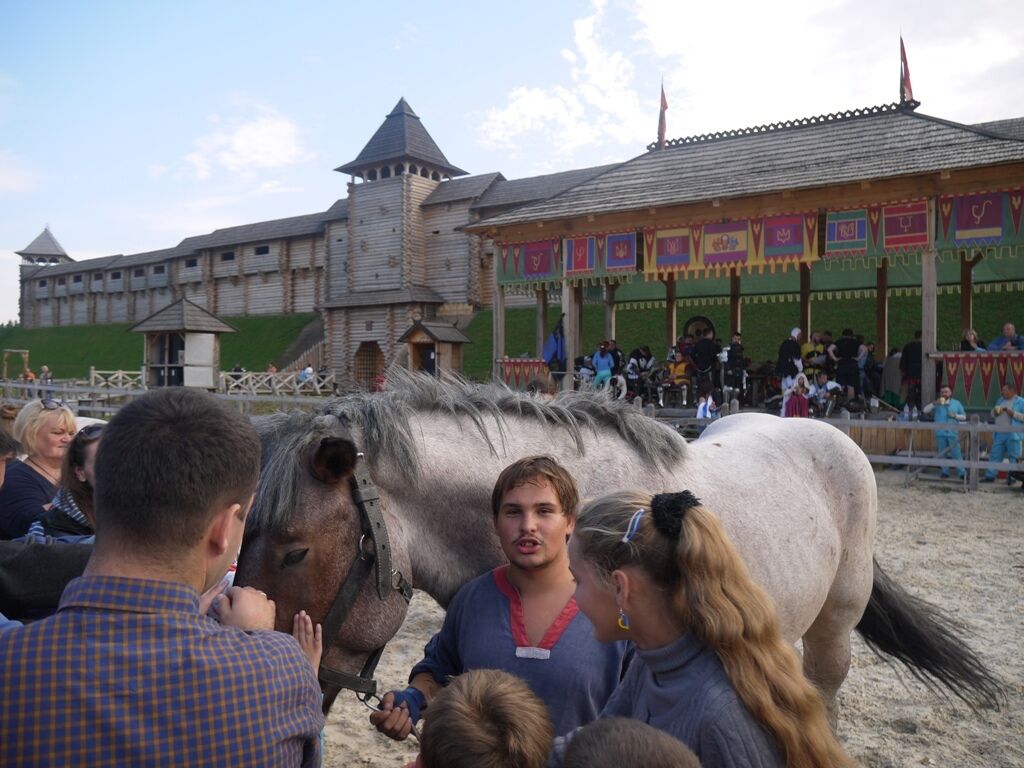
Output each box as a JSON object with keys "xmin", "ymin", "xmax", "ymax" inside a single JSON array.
[
  {"xmin": 218, "ymin": 370, "xmax": 336, "ymax": 396},
  {"xmin": 282, "ymin": 340, "xmax": 326, "ymax": 373},
  {"xmin": 89, "ymin": 368, "xmax": 147, "ymax": 389}
]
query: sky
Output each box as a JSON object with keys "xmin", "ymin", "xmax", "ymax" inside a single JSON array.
[{"xmin": 1, "ymin": 0, "xmax": 1022, "ymax": 323}]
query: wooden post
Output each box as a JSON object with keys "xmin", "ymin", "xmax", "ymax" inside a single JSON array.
[
  {"xmin": 967, "ymin": 415, "xmax": 980, "ymax": 492},
  {"xmin": 605, "ymin": 283, "xmax": 617, "ymax": 341},
  {"xmin": 960, "ymin": 252, "xmax": 982, "ymax": 332},
  {"xmin": 493, "ymin": 285, "xmax": 506, "ymax": 380},
  {"xmin": 535, "ymin": 287, "xmax": 548, "ymax": 358},
  {"xmin": 799, "ymin": 263, "xmax": 811, "ymax": 339},
  {"xmin": 921, "ymin": 199, "xmax": 938, "ymax": 405},
  {"xmin": 876, "ymin": 261, "xmax": 888, "ymax": 352},
  {"xmin": 663, "ymin": 275, "xmax": 677, "ymax": 353},
  {"xmin": 562, "ymin": 281, "xmax": 578, "ymax": 391},
  {"xmin": 729, "ymin": 271, "xmax": 741, "ymax": 333},
  {"xmin": 573, "ymin": 284, "xmax": 584, "ymax": 354}
]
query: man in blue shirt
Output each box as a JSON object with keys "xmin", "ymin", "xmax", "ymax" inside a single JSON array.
[
  {"xmin": 0, "ymin": 389, "xmax": 324, "ymax": 767},
  {"xmin": 370, "ymin": 456, "xmax": 629, "ymax": 740},
  {"xmin": 983, "ymin": 383, "xmax": 1024, "ymax": 483},
  {"xmin": 592, "ymin": 342, "xmax": 615, "ymax": 388},
  {"xmin": 923, "ymin": 385, "xmax": 967, "ymax": 479},
  {"xmin": 987, "ymin": 322, "xmax": 1024, "ymax": 351}
]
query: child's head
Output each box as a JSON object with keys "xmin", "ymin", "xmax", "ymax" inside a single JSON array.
[
  {"xmin": 419, "ymin": 670, "xmax": 553, "ymax": 768},
  {"xmin": 563, "ymin": 718, "xmax": 699, "ymax": 768}
]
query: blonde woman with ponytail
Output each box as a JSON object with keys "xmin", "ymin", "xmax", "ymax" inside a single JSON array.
[{"xmin": 562, "ymin": 489, "xmax": 853, "ymax": 768}]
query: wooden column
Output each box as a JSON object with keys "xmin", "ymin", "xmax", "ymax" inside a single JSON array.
[
  {"xmin": 729, "ymin": 271, "xmax": 741, "ymax": 333},
  {"xmin": 562, "ymin": 281, "xmax": 578, "ymax": 391},
  {"xmin": 875, "ymin": 261, "xmax": 888, "ymax": 352},
  {"xmin": 604, "ymin": 283, "xmax": 617, "ymax": 341},
  {"xmin": 799, "ymin": 263, "xmax": 812, "ymax": 339},
  {"xmin": 663, "ymin": 275, "xmax": 677, "ymax": 353},
  {"xmin": 535, "ymin": 287, "xmax": 548, "ymax": 357},
  {"xmin": 573, "ymin": 285, "xmax": 584, "ymax": 354},
  {"xmin": 921, "ymin": 198, "xmax": 939, "ymax": 405},
  {"xmin": 960, "ymin": 252, "xmax": 983, "ymax": 331},
  {"xmin": 493, "ymin": 285, "xmax": 506, "ymax": 380}
]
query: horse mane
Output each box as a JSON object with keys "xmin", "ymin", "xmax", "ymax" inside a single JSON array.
[{"xmin": 249, "ymin": 371, "xmax": 687, "ymax": 532}]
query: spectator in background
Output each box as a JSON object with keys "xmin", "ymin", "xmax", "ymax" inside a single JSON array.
[
  {"xmin": 776, "ymin": 327, "xmax": 803, "ymax": 416},
  {"xmin": 829, "ymin": 328, "xmax": 861, "ymax": 401},
  {"xmin": 691, "ymin": 328, "xmax": 721, "ymax": 396},
  {"xmin": 724, "ymin": 331, "xmax": 746, "ymax": 395},
  {"xmin": 802, "ymin": 331, "xmax": 826, "ymax": 379},
  {"xmin": 38, "ymin": 423, "xmax": 103, "ymax": 538},
  {"xmin": 982, "ymin": 383, "xmax": 1024, "ymax": 484},
  {"xmin": 658, "ymin": 350, "xmax": 690, "ymax": 407},
  {"xmin": 674, "ymin": 334, "xmax": 695, "ymax": 363},
  {"xmin": 960, "ymin": 328, "xmax": 986, "ymax": 352},
  {"xmin": 900, "ymin": 331, "xmax": 923, "ymax": 408},
  {"xmin": 923, "ymin": 386, "xmax": 967, "ymax": 480},
  {"xmin": 625, "ymin": 346, "xmax": 655, "ymax": 401},
  {"xmin": 591, "ymin": 342, "xmax": 615, "ymax": 388},
  {"xmin": 0, "ymin": 399, "xmax": 75, "ymax": 540},
  {"xmin": 784, "ymin": 373, "xmax": 811, "ymax": 418},
  {"xmin": 820, "ymin": 331, "xmax": 835, "ymax": 375},
  {"xmin": 810, "ymin": 371, "xmax": 843, "ymax": 416},
  {"xmin": 695, "ymin": 383, "xmax": 718, "ymax": 420},
  {"xmin": 987, "ymin": 322, "xmax": 1024, "ymax": 351},
  {"xmin": 298, "ymin": 362, "xmax": 314, "ymax": 383},
  {"xmin": 607, "ymin": 339, "xmax": 626, "ymax": 377},
  {"xmin": 881, "ymin": 347, "xmax": 904, "ymax": 407}
]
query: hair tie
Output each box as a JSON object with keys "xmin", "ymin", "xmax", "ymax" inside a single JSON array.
[
  {"xmin": 650, "ymin": 491, "xmax": 700, "ymax": 539},
  {"xmin": 621, "ymin": 509, "xmax": 644, "ymax": 543}
]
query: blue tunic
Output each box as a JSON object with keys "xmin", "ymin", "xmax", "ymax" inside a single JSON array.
[
  {"xmin": 410, "ymin": 566, "xmax": 630, "ymax": 736},
  {"xmin": 554, "ymin": 633, "xmax": 782, "ymax": 768}
]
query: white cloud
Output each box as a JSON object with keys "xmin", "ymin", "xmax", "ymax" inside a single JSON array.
[
  {"xmin": 183, "ymin": 106, "xmax": 315, "ymax": 181},
  {"xmin": 478, "ymin": 0, "xmax": 649, "ymax": 161},
  {"xmin": 0, "ymin": 150, "xmax": 38, "ymax": 193}
]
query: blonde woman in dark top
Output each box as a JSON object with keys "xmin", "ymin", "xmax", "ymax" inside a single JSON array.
[{"xmin": 561, "ymin": 490, "xmax": 852, "ymax": 768}]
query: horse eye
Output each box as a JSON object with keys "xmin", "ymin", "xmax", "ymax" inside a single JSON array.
[{"xmin": 281, "ymin": 548, "xmax": 309, "ymax": 569}]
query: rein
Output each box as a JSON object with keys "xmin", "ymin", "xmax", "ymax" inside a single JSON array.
[{"xmin": 317, "ymin": 449, "xmax": 413, "ymax": 698}]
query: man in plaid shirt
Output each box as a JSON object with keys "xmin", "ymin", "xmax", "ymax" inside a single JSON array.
[{"xmin": 0, "ymin": 388, "xmax": 324, "ymax": 767}]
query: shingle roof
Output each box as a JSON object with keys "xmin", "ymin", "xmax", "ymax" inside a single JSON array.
[
  {"xmin": 17, "ymin": 228, "xmax": 69, "ymax": 258},
  {"xmin": 973, "ymin": 117, "xmax": 1024, "ymax": 141},
  {"xmin": 179, "ymin": 211, "xmax": 331, "ymax": 252},
  {"xmin": 335, "ymin": 98, "xmax": 467, "ymax": 177},
  {"xmin": 324, "ymin": 198, "xmax": 349, "ymax": 220},
  {"xmin": 476, "ymin": 103, "xmax": 1024, "ymax": 229},
  {"xmin": 398, "ymin": 320, "xmax": 472, "ymax": 344},
  {"xmin": 471, "ymin": 164, "xmax": 621, "ymax": 211},
  {"xmin": 320, "ymin": 285, "xmax": 445, "ymax": 309},
  {"xmin": 129, "ymin": 298, "xmax": 237, "ymax": 334},
  {"xmin": 422, "ymin": 172, "xmax": 504, "ymax": 206}
]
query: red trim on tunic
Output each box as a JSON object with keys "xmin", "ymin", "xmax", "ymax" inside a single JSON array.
[{"xmin": 491, "ymin": 565, "xmax": 579, "ymax": 651}]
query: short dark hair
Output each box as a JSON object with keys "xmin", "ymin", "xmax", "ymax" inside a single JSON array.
[
  {"xmin": 61, "ymin": 424, "xmax": 104, "ymax": 519},
  {"xmin": 564, "ymin": 718, "xmax": 699, "ymax": 768},
  {"xmin": 94, "ymin": 388, "xmax": 260, "ymax": 555},
  {"xmin": 490, "ymin": 456, "xmax": 578, "ymax": 522},
  {"xmin": 0, "ymin": 430, "xmax": 19, "ymax": 458}
]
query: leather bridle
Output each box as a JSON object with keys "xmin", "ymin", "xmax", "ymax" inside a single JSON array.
[{"xmin": 316, "ymin": 448, "xmax": 413, "ymax": 699}]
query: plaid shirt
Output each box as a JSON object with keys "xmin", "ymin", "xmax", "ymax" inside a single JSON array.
[{"xmin": 0, "ymin": 575, "xmax": 324, "ymax": 767}]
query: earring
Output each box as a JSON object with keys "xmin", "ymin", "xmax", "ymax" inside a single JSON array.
[{"xmin": 617, "ymin": 609, "xmax": 630, "ymax": 631}]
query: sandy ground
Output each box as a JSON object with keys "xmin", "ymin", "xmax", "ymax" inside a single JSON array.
[{"xmin": 323, "ymin": 472, "xmax": 1023, "ymax": 768}]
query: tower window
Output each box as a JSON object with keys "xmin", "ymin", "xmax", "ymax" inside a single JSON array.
[
  {"xmin": 254, "ymin": 245, "xmax": 270, "ymax": 256},
  {"xmin": 111, "ymin": 271, "xmax": 122, "ymax": 280},
  {"xmin": 73, "ymin": 275, "xmax": 82, "ymax": 283},
  {"xmin": 38, "ymin": 279, "xmax": 47, "ymax": 287},
  {"xmin": 153, "ymin": 265, "xmax": 165, "ymax": 275},
  {"xmin": 57, "ymin": 277, "xmax": 66, "ymax": 285},
  {"xmin": 93, "ymin": 273, "xmax": 103, "ymax": 281},
  {"xmin": 185, "ymin": 258, "xmax": 198, "ymax": 268},
  {"xmin": 134, "ymin": 268, "xmax": 145, "ymax": 277},
  {"xmin": 221, "ymin": 251, "xmax": 235, "ymax": 262}
]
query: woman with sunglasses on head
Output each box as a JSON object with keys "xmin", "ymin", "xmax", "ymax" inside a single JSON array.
[
  {"xmin": 0, "ymin": 399, "xmax": 76, "ymax": 539},
  {"xmin": 562, "ymin": 490, "xmax": 852, "ymax": 768},
  {"xmin": 37, "ymin": 424, "xmax": 102, "ymax": 538}
]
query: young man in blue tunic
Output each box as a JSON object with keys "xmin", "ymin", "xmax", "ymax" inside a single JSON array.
[
  {"xmin": 922, "ymin": 385, "xmax": 967, "ymax": 479},
  {"xmin": 370, "ymin": 456, "xmax": 630, "ymax": 740}
]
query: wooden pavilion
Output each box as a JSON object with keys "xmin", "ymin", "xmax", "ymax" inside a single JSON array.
[{"xmin": 469, "ymin": 101, "xmax": 1024, "ymax": 407}]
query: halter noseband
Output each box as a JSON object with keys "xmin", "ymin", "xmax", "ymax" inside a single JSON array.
[{"xmin": 317, "ymin": 446, "xmax": 413, "ymax": 698}]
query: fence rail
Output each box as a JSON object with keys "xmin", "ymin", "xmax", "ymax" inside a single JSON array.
[{"xmin": 219, "ymin": 371, "xmax": 336, "ymax": 396}]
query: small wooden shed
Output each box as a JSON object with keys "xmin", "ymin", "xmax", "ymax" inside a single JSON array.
[
  {"xmin": 129, "ymin": 299, "xmax": 237, "ymax": 389},
  {"xmin": 399, "ymin": 320, "xmax": 471, "ymax": 376}
]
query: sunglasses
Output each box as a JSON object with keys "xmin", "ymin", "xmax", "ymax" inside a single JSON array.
[
  {"xmin": 76, "ymin": 424, "xmax": 104, "ymax": 441},
  {"xmin": 41, "ymin": 398, "xmax": 67, "ymax": 410}
]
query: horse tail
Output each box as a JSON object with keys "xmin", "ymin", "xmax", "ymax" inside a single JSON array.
[{"xmin": 855, "ymin": 558, "xmax": 1005, "ymax": 710}]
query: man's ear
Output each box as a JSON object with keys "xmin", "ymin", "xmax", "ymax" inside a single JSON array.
[{"xmin": 207, "ymin": 502, "xmax": 241, "ymax": 559}]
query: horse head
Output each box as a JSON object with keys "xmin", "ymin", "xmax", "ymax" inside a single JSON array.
[{"xmin": 235, "ymin": 412, "xmax": 412, "ymax": 711}]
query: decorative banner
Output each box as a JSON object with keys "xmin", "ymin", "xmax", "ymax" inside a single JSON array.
[
  {"xmin": 642, "ymin": 227, "xmax": 691, "ymax": 276},
  {"xmin": 763, "ymin": 215, "xmax": 804, "ymax": 261},
  {"xmin": 979, "ymin": 357, "xmax": 996, "ymax": 396},
  {"xmin": 497, "ymin": 239, "xmax": 561, "ymax": 285},
  {"xmin": 523, "ymin": 240, "xmax": 556, "ymax": 278},
  {"xmin": 703, "ymin": 221, "xmax": 749, "ymax": 266},
  {"xmin": 605, "ymin": 232, "xmax": 637, "ymax": 272},
  {"xmin": 565, "ymin": 237, "xmax": 596, "ymax": 275},
  {"xmin": 825, "ymin": 210, "xmax": 867, "ymax": 257},
  {"xmin": 750, "ymin": 219, "xmax": 763, "ymax": 259},
  {"xmin": 690, "ymin": 223, "xmax": 704, "ymax": 262},
  {"xmin": 954, "ymin": 192, "xmax": 1003, "ymax": 245},
  {"xmin": 944, "ymin": 355, "xmax": 960, "ymax": 390},
  {"xmin": 883, "ymin": 200, "xmax": 929, "ymax": 250},
  {"xmin": 961, "ymin": 355, "xmax": 978, "ymax": 399},
  {"xmin": 868, "ymin": 205, "xmax": 882, "ymax": 250},
  {"xmin": 1013, "ymin": 357, "xmax": 1024, "ymax": 393},
  {"xmin": 997, "ymin": 356, "xmax": 1009, "ymax": 386},
  {"xmin": 1010, "ymin": 190, "xmax": 1023, "ymax": 237}
]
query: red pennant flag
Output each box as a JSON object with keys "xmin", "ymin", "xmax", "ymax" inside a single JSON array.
[
  {"xmin": 1011, "ymin": 358, "xmax": 1024, "ymax": 393},
  {"xmin": 900, "ymin": 36, "xmax": 914, "ymax": 103},
  {"xmin": 979, "ymin": 358, "xmax": 996, "ymax": 399},
  {"xmin": 962, "ymin": 356, "xmax": 978, "ymax": 399},
  {"xmin": 945, "ymin": 355, "xmax": 960, "ymax": 391},
  {"xmin": 657, "ymin": 83, "xmax": 668, "ymax": 149}
]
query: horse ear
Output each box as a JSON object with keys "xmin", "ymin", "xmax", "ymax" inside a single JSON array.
[{"xmin": 310, "ymin": 437, "xmax": 358, "ymax": 486}]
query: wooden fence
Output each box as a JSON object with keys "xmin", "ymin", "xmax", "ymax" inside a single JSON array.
[{"xmin": 219, "ymin": 371, "xmax": 336, "ymax": 396}]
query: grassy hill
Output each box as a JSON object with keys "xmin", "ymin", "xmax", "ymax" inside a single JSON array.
[
  {"xmin": 0, "ymin": 313, "xmax": 316, "ymax": 380},
  {"xmin": 462, "ymin": 292, "xmax": 1022, "ymax": 380}
]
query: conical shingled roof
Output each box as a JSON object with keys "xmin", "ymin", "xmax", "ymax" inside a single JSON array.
[
  {"xmin": 336, "ymin": 98, "xmax": 467, "ymax": 177},
  {"xmin": 16, "ymin": 228, "xmax": 70, "ymax": 259}
]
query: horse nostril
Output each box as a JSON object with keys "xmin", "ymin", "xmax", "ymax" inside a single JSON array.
[{"xmin": 280, "ymin": 548, "xmax": 310, "ymax": 569}]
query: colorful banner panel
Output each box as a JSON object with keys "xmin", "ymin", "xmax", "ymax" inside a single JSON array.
[
  {"xmin": 497, "ymin": 239, "xmax": 561, "ymax": 285},
  {"xmin": 703, "ymin": 221, "xmax": 749, "ymax": 266},
  {"xmin": 605, "ymin": 232, "xmax": 638, "ymax": 272},
  {"xmin": 497, "ymin": 358, "xmax": 549, "ymax": 390},
  {"xmin": 941, "ymin": 351, "xmax": 1024, "ymax": 410},
  {"xmin": 936, "ymin": 190, "xmax": 1024, "ymax": 251},
  {"xmin": 882, "ymin": 201, "xmax": 929, "ymax": 250},
  {"xmin": 825, "ymin": 210, "xmax": 868, "ymax": 257},
  {"xmin": 565, "ymin": 237, "xmax": 596, "ymax": 275},
  {"xmin": 762, "ymin": 215, "xmax": 805, "ymax": 261},
  {"xmin": 642, "ymin": 228, "xmax": 691, "ymax": 275}
]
